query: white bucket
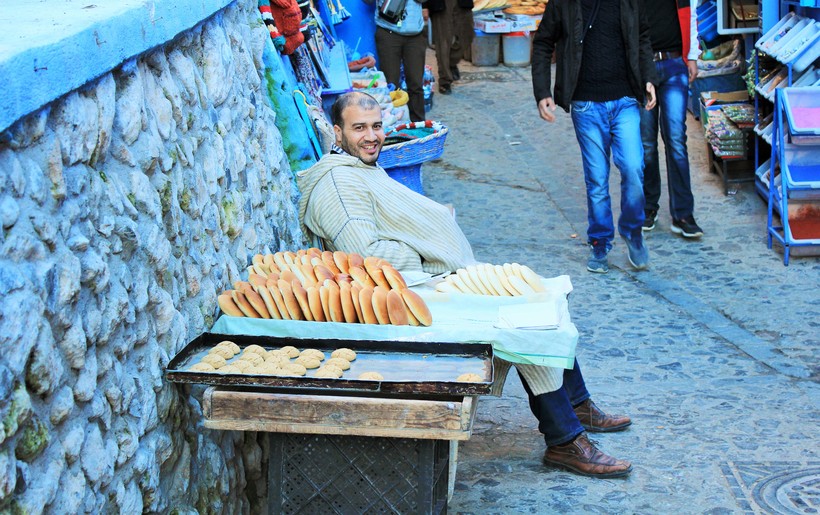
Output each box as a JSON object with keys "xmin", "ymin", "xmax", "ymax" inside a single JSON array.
[{"xmin": 502, "ymin": 31, "xmax": 531, "ymax": 67}]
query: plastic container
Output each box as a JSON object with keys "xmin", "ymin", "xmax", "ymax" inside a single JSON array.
[
  {"xmin": 502, "ymin": 32, "xmax": 531, "ymax": 67},
  {"xmin": 471, "ymin": 30, "xmax": 500, "ymax": 66},
  {"xmin": 782, "ymin": 87, "xmax": 820, "ymax": 135}
]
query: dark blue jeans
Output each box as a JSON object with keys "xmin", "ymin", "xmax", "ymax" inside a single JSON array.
[
  {"xmin": 571, "ymin": 97, "xmax": 646, "ymax": 248},
  {"xmin": 640, "ymin": 58, "xmax": 695, "ymax": 219},
  {"xmin": 518, "ymin": 359, "xmax": 590, "ymax": 447}
]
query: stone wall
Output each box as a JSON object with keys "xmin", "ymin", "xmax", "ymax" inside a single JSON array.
[{"xmin": 0, "ymin": 1, "xmax": 303, "ymax": 512}]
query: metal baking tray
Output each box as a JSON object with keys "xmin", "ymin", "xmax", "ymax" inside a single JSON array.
[{"xmin": 166, "ymin": 332, "xmax": 494, "ymax": 396}]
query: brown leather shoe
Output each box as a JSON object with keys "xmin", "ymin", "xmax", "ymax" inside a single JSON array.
[
  {"xmin": 573, "ymin": 399, "xmax": 631, "ymax": 432},
  {"xmin": 543, "ymin": 434, "xmax": 632, "ymax": 478}
]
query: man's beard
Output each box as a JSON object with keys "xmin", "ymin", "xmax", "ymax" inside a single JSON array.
[{"xmin": 341, "ymin": 135, "xmax": 381, "ymax": 165}]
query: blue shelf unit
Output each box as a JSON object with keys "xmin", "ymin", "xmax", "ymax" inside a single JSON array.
[{"xmin": 766, "ymin": 86, "xmax": 820, "ymax": 264}]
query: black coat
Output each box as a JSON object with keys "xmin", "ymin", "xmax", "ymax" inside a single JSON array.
[{"xmin": 531, "ymin": 0, "xmax": 657, "ymax": 112}]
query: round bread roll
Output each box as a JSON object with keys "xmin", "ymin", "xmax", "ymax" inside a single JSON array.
[
  {"xmin": 200, "ymin": 354, "xmax": 227, "ymax": 368},
  {"xmin": 218, "ymin": 293, "xmax": 245, "ymax": 317},
  {"xmin": 381, "ymin": 265, "xmax": 407, "ymax": 290},
  {"xmin": 358, "ymin": 371, "xmax": 384, "ymax": 380},
  {"xmin": 279, "ymin": 269, "xmax": 298, "ymax": 285},
  {"xmin": 335, "ymin": 273, "xmax": 352, "ymax": 285},
  {"xmin": 298, "ymin": 263, "xmax": 318, "ymax": 287},
  {"xmin": 217, "ymin": 364, "xmax": 242, "ymax": 374},
  {"xmin": 371, "ymin": 286, "xmax": 390, "ymax": 325},
  {"xmin": 265, "ymin": 353, "xmax": 290, "ymax": 367},
  {"xmin": 283, "ymin": 251, "xmax": 298, "ymax": 266},
  {"xmin": 300, "ymin": 349, "xmax": 325, "ymax": 361},
  {"xmin": 363, "ymin": 256, "xmax": 387, "ymax": 269},
  {"xmin": 232, "ymin": 359, "xmax": 253, "ymax": 372},
  {"xmin": 257, "ymin": 362, "xmax": 280, "ymax": 375},
  {"xmin": 520, "ymin": 265, "xmax": 546, "ymax": 292},
  {"xmin": 314, "ymin": 365, "xmax": 343, "ymax": 378},
  {"xmin": 358, "ymin": 287, "xmax": 378, "ymax": 324},
  {"xmin": 208, "ymin": 346, "xmax": 234, "ymax": 360},
  {"xmin": 252, "ymin": 254, "xmax": 265, "ymax": 268},
  {"xmin": 189, "ymin": 362, "xmax": 215, "ymax": 372},
  {"xmin": 313, "ymin": 263, "xmax": 335, "ymax": 283},
  {"xmin": 265, "ymin": 273, "xmax": 281, "ymax": 288},
  {"xmin": 347, "ymin": 252, "xmax": 365, "ymax": 270},
  {"xmin": 322, "ymin": 280, "xmax": 344, "ymax": 323},
  {"xmin": 279, "ymin": 345, "xmax": 300, "ymax": 358},
  {"xmin": 456, "ymin": 373, "xmax": 483, "ymax": 382},
  {"xmin": 483, "ymin": 264, "xmax": 510, "ymax": 296},
  {"xmin": 338, "ymin": 281, "xmax": 358, "ymax": 323},
  {"xmin": 263, "ymin": 253, "xmax": 277, "ymax": 269},
  {"xmin": 473, "ymin": 264, "xmax": 500, "ymax": 295},
  {"xmin": 305, "ymin": 285, "xmax": 325, "ymax": 322},
  {"xmin": 349, "ymin": 266, "xmax": 376, "ymax": 289},
  {"xmin": 350, "ymin": 282, "xmax": 364, "ymax": 323},
  {"xmin": 253, "ymin": 264, "xmax": 270, "ymax": 277},
  {"xmin": 386, "ymin": 289, "xmax": 409, "ymax": 325},
  {"xmin": 237, "ymin": 353, "xmax": 264, "ymax": 366},
  {"xmin": 216, "ymin": 340, "xmax": 240, "ymax": 353},
  {"xmin": 267, "ymin": 283, "xmax": 291, "ymax": 321},
  {"xmin": 254, "ymin": 284, "xmax": 283, "ymax": 319},
  {"xmin": 434, "ymin": 281, "xmax": 459, "ymax": 293},
  {"xmin": 294, "ymin": 356, "xmax": 321, "ymax": 369},
  {"xmin": 400, "ymin": 288, "xmax": 432, "ymax": 326},
  {"xmin": 404, "ymin": 300, "xmax": 420, "ymax": 326},
  {"xmin": 231, "ymin": 290, "xmax": 261, "ymax": 317},
  {"xmin": 510, "ymin": 262, "xmax": 525, "ymax": 280},
  {"xmin": 502, "ymin": 263, "xmax": 516, "ymax": 278},
  {"xmin": 462, "ymin": 266, "xmax": 489, "ymax": 294},
  {"xmin": 321, "ymin": 251, "xmax": 341, "ymax": 274},
  {"xmin": 307, "ymin": 247, "xmax": 322, "ymax": 258},
  {"xmin": 244, "ymin": 344, "xmax": 267, "ymax": 355},
  {"xmin": 445, "ymin": 274, "xmax": 471, "ymax": 294},
  {"xmin": 291, "ymin": 280, "xmax": 314, "ymax": 322},
  {"xmin": 244, "ymin": 288, "xmax": 272, "ymax": 318},
  {"xmin": 282, "ymin": 363, "xmax": 307, "ymax": 376},
  {"xmin": 277, "ymin": 279, "xmax": 305, "ymax": 320},
  {"xmin": 333, "ymin": 251, "xmax": 350, "ymax": 274},
  {"xmin": 325, "ymin": 357, "xmax": 351, "ymax": 371},
  {"xmin": 331, "ymin": 348, "xmax": 357, "ymax": 361}
]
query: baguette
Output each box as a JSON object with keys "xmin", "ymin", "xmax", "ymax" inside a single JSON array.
[
  {"xmin": 218, "ymin": 293, "xmax": 245, "ymax": 317},
  {"xmin": 400, "ymin": 288, "xmax": 432, "ymax": 326},
  {"xmin": 386, "ymin": 289, "xmax": 409, "ymax": 325}
]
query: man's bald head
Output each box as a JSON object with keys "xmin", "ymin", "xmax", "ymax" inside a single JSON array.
[{"xmin": 331, "ymin": 91, "xmax": 381, "ymax": 128}]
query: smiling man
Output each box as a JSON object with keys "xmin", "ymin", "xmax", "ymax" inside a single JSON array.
[{"xmin": 296, "ymin": 91, "xmax": 475, "ymax": 274}]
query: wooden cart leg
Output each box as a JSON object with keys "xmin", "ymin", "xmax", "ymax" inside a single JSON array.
[{"xmin": 447, "ymin": 441, "xmax": 458, "ymax": 504}]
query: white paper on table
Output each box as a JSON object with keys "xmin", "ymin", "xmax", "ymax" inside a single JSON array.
[{"xmin": 495, "ymin": 302, "xmax": 560, "ymax": 330}]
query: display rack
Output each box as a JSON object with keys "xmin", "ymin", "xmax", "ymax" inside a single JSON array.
[
  {"xmin": 752, "ymin": 7, "xmax": 820, "ymax": 199},
  {"xmin": 766, "ymin": 86, "xmax": 820, "ymax": 264}
]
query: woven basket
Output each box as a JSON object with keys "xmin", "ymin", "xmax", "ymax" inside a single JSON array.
[
  {"xmin": 385, "ymin": 163, "xmax": 425, "ymax": 194},
  {"xmin": 379, "ymin": 121, "xmax": 448, "ymax": 169}
]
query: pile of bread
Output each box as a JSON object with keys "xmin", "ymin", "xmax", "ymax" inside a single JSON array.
[
  {"xmin": 503, "ymin": 0, "xmax": 548, "ymax": 16},
  {"xmin": 217, "ymin": 249, "xmax": 432, "ymax": 326},
  {"xmin": 472, "ymin": 0, "xmax": 509, "ymax": 11},
  {"xmin": 435, "ymin": 263, "xmax": 546, "ymax": 296}
]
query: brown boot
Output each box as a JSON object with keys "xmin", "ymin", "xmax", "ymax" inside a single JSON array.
[
  {"xmin": 573, "ymin": 399, "xmax": 631, "ymax": 432},
  {"xmin": 543, "ymin": 434, "xmax": 632, "ymax": 478}
]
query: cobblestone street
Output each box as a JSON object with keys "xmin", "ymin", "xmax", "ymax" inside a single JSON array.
[{"xmin": 421, "ymin": 56, "xmax": 819, "ymax": 514}]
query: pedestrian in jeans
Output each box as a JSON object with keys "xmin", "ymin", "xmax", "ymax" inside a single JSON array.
[
  {"xmin": 640, "ymin": 0, "xmax": 704, "ymax": 238},
  {"xmin": 532, "ymin": 0, "xmax": 657, "ymax": 273}
]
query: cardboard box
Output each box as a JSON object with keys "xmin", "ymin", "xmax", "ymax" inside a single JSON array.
[
  {"xmin": 700, "ymin": 90, "xmax": 750, "ymax": 107},
  {"xmin": 507, "ymin": 15, "xmax": 538, "ymax": 32},
  {"xmin": 474, "ymin": 16, "xmax": 511, "ymax": 33}
]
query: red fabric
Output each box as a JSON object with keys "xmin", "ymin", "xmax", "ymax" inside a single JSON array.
[
  {"xmin": 269, "ymin": 0, "xmax": 304, "ymax": 55},
  {"xmin": 676, "ymin": 0, "xmax": 692, "ymax": 65}
]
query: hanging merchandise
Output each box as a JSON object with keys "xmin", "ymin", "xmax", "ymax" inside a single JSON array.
[
  {"xmin": 290, "ymin": 46, "xmax": 324, "ymax": 106},
  {"xmin": 259, "ymin": 1, "xmax": 287, "ymax": 51},
  {"xmin": 335, "ymin": 0, "xmax": 351, "ymax": 20},
  {"xmin": 264, "ymin": 0, "xmax": 306, "ymax": 55}
]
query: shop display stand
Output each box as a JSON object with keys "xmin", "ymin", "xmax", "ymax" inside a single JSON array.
[{"xmin": 766, "ymin": 86, "xmax": 820, "ymax": 264}]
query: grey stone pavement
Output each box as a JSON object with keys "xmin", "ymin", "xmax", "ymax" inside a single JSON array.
[{"xmin": 419, "ymin": 56, "xmax": 820, "ymax": 514}]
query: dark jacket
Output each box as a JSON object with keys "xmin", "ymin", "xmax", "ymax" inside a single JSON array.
[{"xmin": 532, "ymin": 0, "xmax": 657, "ymax": 112}]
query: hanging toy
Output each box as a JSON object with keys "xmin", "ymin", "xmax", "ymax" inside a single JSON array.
[
  {"xmin": 268, "ymin": 0, "xmax": 305, "ymax": 55},
  {"xmin": 258, "ymin": 1, "xmax": 287, "ymax": 52}
]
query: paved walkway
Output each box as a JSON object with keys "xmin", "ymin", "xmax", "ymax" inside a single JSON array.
[{"xmin": 420, "ymin": 56, "xmax": 819, "ymax": 514}]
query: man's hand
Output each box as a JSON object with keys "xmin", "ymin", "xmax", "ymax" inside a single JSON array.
[
  {"xmin": 644, "ymin": 83, "xmax": 656, "ymax": 111},
  {"xmin": 538, "ymin": 97, "xmax": 557, "ymax": 123},
  {"xmin": 422, "ymin": 8, "xmax": 429, "ymax": 21},
  {"xmin": 687, "ymin": 60, "xmax": 698, "ymax": 83}
]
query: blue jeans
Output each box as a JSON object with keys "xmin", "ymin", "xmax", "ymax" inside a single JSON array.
[
  {"xmin": 571, "ymin": 97, "xmax": 646, "ymax": 247},
  {"xmin": 640, "ymin": 58, "xmax": 694, "ymax": 219},
  {"xmin": 518, "ymin": 359, "xmax": 590, "ymax": 446}
]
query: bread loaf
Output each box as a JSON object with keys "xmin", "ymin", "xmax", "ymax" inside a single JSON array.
[
  {"xmin": 358, "ymin": 286, "xmax": 378, "ymax": 324},
  {"xmin": 325, "ymin": 281, "xmax": 345, "ymax": 323},
  {"xmin": 231, "ymin": 290, "xmax": 261, "ymax": 318},
  {"xmin": 321, "ymin": 251, "xmax": 341, "ymax": 274},
  {"xmin": 306, "ymin": 285, "xmax": 325, "ymax": 322},
  {"xmin": 520, "ymin": 265, "xmax": 546, "ymax": 292},
  {"xmin": 333, "ymin": 251, "xmax": 350, "ymax": 274},
  {"xmin": 218, "ymin": 293, "xmax": 245, "ymax": 317},
  {"xmin": 371, "ymin": 286, "xmax": 390, "ymax": 324},
  {"xmin": 350, "ymin": 282, "xmax": 364, "ymax": 323},
  {"xmin": 386, "ymin": 289, "xmax": 409, "ymax": 325},
  {"xmin": 338, "ymin": 281, "xmax": 358, "ymax": 323},
  {"xmin": 382, "ymin": 265, "xmax": 407, "ymax": 290},
  {"xmin": 347, "ymin": 252, "xmax": 365, "ymax": 270},
  {"xmin": 291, "ymin": 280, "xmax": 314, "ymax": 322},
  {"xmin": 277, "ymin": 279, "xmax": 305, "ymax": 320},
  {"xmin": 400, "ymin": 288, "xmax": 433, "ymax": 326},
  {"xmin": 245, "ymin": 288, "xmax": 272, "ymax": 318},
  {"xmin": 268, "ymin": 283, "xmax": 291, "ymax": 320},
  {"xmin": 248, "ymin": 273, "xmax": 267, "ymax": 289},
  {"xmin": 319, "ymin": 283, "xmax": 332, "ymax": 322},
  {"xmin": 254, "ymin": 284, "xmax": 282, "ymax": 319},
  {"xmin": 349, "ymin": 266, "xmax": 376, "ymax": 289},
  {"xmin": 313, "ymin": 263, "xmax": 335, "ymax": 283}
]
